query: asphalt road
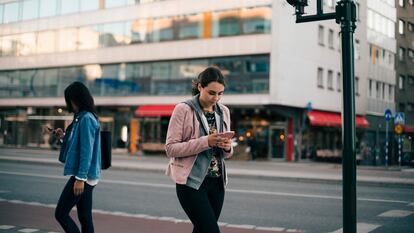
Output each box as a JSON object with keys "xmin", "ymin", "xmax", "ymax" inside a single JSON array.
[{"xmin": 0, "ymin": 159, "xmax": 413, "ymax": 233}]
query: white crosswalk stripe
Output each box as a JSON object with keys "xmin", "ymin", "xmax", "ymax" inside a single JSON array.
[
  {"xmin": 0, "ymin": 225, "xmax": 15, "ymax": 230},
  {"xmin": 18, "ymin": 229, "xmax": 39, "ymax": 233},
  {"xmin": 378, "ymin": 210, "xmax": 413, "ymax": 218},
  {"xmin": 330, "ymin": 223, "xmax": 381, "ymax": 233}
]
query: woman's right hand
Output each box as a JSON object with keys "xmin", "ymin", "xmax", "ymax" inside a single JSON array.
[
  {"xmin": 54, "ymin": 128, "xmax": 64, "ymax": 140},
  {"xmin": 208, "ymin": 133, "xmax": 221, "ymax": 148}
]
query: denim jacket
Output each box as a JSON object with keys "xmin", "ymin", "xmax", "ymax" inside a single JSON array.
[{"xmin": 59, "ymin": 111, "xmax": 101, "ymax": 180}]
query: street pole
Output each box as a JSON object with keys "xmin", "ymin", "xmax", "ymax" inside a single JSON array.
[
  {"xmin": 385, "ymin": 121, "xmax": 389, "ymax": 167},
  {"xmin": 336, "ymin": 1, "xmax": 357, "ymax": 232},
  {"xmin": 286, "ymin": 0, "xmax": 357, "ymax": 232}
]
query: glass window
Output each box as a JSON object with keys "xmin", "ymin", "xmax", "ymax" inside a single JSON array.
[
  {"xmin": 1, "ymin": 34, "xmax": 19, "ymax": 56},
  {"xmin": 388, "ymin": 84, "xmax": 394, "ymax": 101},
  {"xmin": 129, "ymin": 19, "xmax": 150, "ymax": 43},
  {"xmin": 178, "ymin": 14, "xmax": 203, "ymax": 40},
  {"xmin": 99, "ymin": 22, "xmax": 128, "ymax": 47},
  {"xmin": 37, "ymin": 30, "xmax": 56, "ymax": 54},
  {"xmin": 39, "ymin": 0, "xmax": 58, "ymax": 17},
  {"xmin": 78, "ymin": 26, "xmax": 100, "ymax": 50},
  {"xmin": 152, "ymin": 62, "xmax": 170, "ymax": 80},
  {"xmin": 58, "ymin": 66, "xmax": 83, "ymax": 93},
  {"xmin": 399, "ymin": 19, "xmax": 405, "ymax": 35},
  {"xmin": 22, "ymin": 0, "xmax": 39, "ymax": 20},
  {"xmin": 19, "ymin": 33, "xmax": 37, "ymax": 56},
  {"xmin": 355, "ymin": 39, "xmax": 360, "ymax": 59},
  {"xmin": 399, "ymin": 75, "xmax": 405, "ymax": 90},
  {"xmin": 408, "ymin": 22, "xmax": 414, "ymax": 32},
  {"xmin": 337, "ymin": 72, "xmax": 341, "ymax": 91},
  {"xmin": 125, "ymin": 63, "xmax": 151, "ymax": 94},
  {"xmin": 355, "ymin": 77, "xmax": 359, "ymax": 95},
  {"xmin": 399, "ymin": 0, "xmax": 405, "ymax": 7},
  {"xmin": 318, "ymin": 25, "xmax": 324, "ymax": 45},
  {"xmin": 317, "ymin": 67, "xmax": 324, "ymax": 88},
  {"xmin": 399, "ymin": 47, "xmax": 406, "ymax": 61},
  {"xmin": 0, "ymin": 5, "xmax": 4, "ymax": 24},
  {"xmin": 369, "ymin": 79, "xmax": 372, "ymax": 97},
  {"xmin": 152, "ymin": 17, "xmax": 175, "ymax": 42},
  {"xmin": 58, "ymin": 28, "xmax": 78, "ymax": 52},
  {"xmin": 105, "ymin": 0, "xmax": 127, "ymax": 8},
  {"xmin": 245, "ymin": 56, "xmax": 269, "ymax": 73},
  {"xmin": 367, "ymin": 9, "xmax": 373, "ymax": 29},
  {"xmin": 328, "ymin": 29, "xmax": 334, "ymax": 48},
  {"xmin": 80, "ymin": 0, "xmax": 99, "ymax": 12},
  {"xmin": 212, "ymin": 10, "xmax": 240, "ymax": 37},
  {"xmin": 4, "ymin": 2, "xmax": 20, "ymax": 23},
  {"xmin": 408, "ymin": 49, "xmax": 414, "ymax": 61},
  {"xmin": 61, "ymin": 0, "xmax": 79, "ymax": 14},
  {"xmin": 327, "ymin": 70, "xmax": 333, "ymax": 90},
  {"xmin": 241, "ymin": 7, "xmax": 271, "ymax": 35},
  {"xmin": 211, "ymin": 57, "xmax": 243, "ymax": 75}
]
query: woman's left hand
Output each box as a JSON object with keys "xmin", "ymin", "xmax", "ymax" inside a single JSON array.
[
  {"xmin": 217, "ymin": 138, "xmax": 232, "ymax": 152},
  {"xmin": 73, "ymin": 180, "xmax": 85, "ymax": 196}
]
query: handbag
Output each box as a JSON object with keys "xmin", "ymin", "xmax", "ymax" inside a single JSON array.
[{"xmin": 100, "ymin": 130, "xmax": 112, "ymax": 170}]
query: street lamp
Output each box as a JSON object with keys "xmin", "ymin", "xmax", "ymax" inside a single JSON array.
[{"xmin": 286, "ymin": 1, "xmax": 357, "ymax": 233}]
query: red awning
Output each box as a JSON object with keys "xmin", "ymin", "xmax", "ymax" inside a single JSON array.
[
  {"xmin": 405, "ymin": 126, "xmax": 414, "ymax": 133},
  {"xmin": 307, "ymin": 110, "xmax": 369, "ymax": 128},
  {"xmin": 135, "ymin": 105, "xmax": 175, "ymax": 117}
]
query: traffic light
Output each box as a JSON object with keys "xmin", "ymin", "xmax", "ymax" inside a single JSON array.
[{"xmin": 286, "ymin": 0, "xmax": 308, "ymax": 15}]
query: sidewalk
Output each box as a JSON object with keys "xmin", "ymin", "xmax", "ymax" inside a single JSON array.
[{"xmin": 1, "ymin": 148, "xmax": 414, "ymax": 187}]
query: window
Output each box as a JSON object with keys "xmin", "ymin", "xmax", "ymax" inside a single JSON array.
[
  {"xmin": 61, "ymin": 0, "xmax": 79, "ymax": 14},
  {"xmin": 382, "ymin": 82, "xmax": 385, "ymax": 99},
  {"xmin": 4, "ymin": 2, "xmax": 19, "ymax": 23},
  {"xmin": 399, "ymin": 19, "xmax": 405, "ymax": 35},
  {"xmin": 105, "ymin": 0, "xmax": 128, "ymax": 8},
  {"xmin": 37, "ymin": 30, "xmax": 56, "ymax": 54},
  {"xmin": 337, "ymin": 72, "xmax": 341, "ymax": 92},
  {"xmin": 78, "ymin": 26, "xmax": 100, "ymax": 50},
  {"xmin": 399, "ymin": 103, "xmax": 406, "ymax": 112},
  {"xmin": 0, "ymin": 5, "xmax": 3, "ymax": 24},
  {"xmin": 408, "ymin": 49, "xmax": 414, "ymax": 61},
  {"xmin": 213, "ymin": 10, "xmax": 241, "ymax": 37},
  {"xmin": 317, "ymin": 67, "xmax": 324, "ymax": 88},
  {"xmin": 152, "ymin": 17, "xmax": 175, "ymax": 42},
  {"xmin": 58, "ymin": 28, "xmax": 78, "ymax": 52},
  {"xmin": 355, "ymin": 39, "xmax": 360, "ymax": 59},
  {"xmin": 409, "ymin": 22, "xmax": 414, "ymax": 32},
  {"xmin": 355, "ymin": 77, "xmax": 359, "ymax": 95},
  {"xmin": 241, "ymin": 7, "xmax": 271, "ymax": 35},
  {"xmin": 318, "ymin": 25, "xmax": 324, "ymax": 45},
  {"xmin": 39, "ymin": 0, "xmax": 58, "ymax": 17},
  {"xmin": 99, "ymin": 22, "xmax": 129, "ymax": 47},
  {"xmin": 408, "ymin": 76, "xmax": 414, "ymax": 85},
  {"xmin": 388, "ymin": 84, "xmax": 394, "ymax": 101},
  {"xmin": 376, "ymin": 81, "xmax": 381, "ymax": 98},
  {"xmin": 327, "ymin": 70, "xmax": 333, "ymax": 90},
  {"xmin": 328, "ymin": 29, "xmax": 334, "ymax": 49},
  {"xmin": 368, "ymin": 79, "xmax": 372, "ymax": 97},
  {"xmin": 22, "ymin": 0, "xmax": 39, "ymax": 20},
  {"xmin": 178, "ymin": 14, "xmax": 203, "ymax": 39},
  {"xmin": 408, "ymin": 103, "xmax": 414, "ymax": 112},
  {"xmin": 399, "ymin": 0, "xmax": 405, "ymax": 7},
  {"xmin": 80, "ymin": 0, "xmax": 99, "ymax": 12},
  {"xmin": 399, "ymin": 47, "xmax": 406, "ymax": 62},
  {"xmin": 399, "ymin": 75, "xmax": 405, "ymax": 90},
  {"xmin": 19, "ymin": 33, "xmax": 37, "ymax": 56},
  {"xmin": 129, "ymin": 19, "xmax": 150, "ymax": 43}
]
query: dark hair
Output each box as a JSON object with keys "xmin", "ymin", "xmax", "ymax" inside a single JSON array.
[
  {"xmin": 192, "ymin": 66, "xmax": 226, "ymax": 96},
  {"xmin": 64, "ymin": 81, "xmax": 97, "ymax": 114}
]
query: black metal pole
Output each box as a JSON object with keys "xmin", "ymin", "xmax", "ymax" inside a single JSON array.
[{"xmin": 336, "ymin": 1, "xmax": 357, "ymax": 232}]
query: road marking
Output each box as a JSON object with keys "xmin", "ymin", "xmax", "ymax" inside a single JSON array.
[
  {"xmin": 18, "ymin": 229, "xmax": 39, "ymax": 233},
  {"xmin": 330, "ymin": 223, "xmax": 381, "ymax": 233},
  {"xmin": 0, "ymin": 198, "xmax": 292, "ymax": 232},
  {"xmin": 0, "ymin": 170, "xmax": 410, "ymax": 204},
  {"xmin": 0, "ymin": 225, "xmax": 15, "ymax": 230},
  {"xmin": 409, "ymin": 202, "xmax": 414, "ymax": 206},
  {"xmin": 378, "ymin": 210, "xmax": 413, "ymax": 217},
  {"xmin": 0, "ymin": 190, "xmax": 10, "ymax": 193}
]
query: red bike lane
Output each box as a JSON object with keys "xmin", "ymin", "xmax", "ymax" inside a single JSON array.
[{"xmin": 0, "ymin": 201, "xmax": 300, "ymax": 233}]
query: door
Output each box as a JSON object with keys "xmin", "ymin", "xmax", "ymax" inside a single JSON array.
[{"xmin": 268, "ymin": 125, "xmax": 286, "ymax": 159}]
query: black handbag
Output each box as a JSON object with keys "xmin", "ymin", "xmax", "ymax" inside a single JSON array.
[{"xmin": 100, "ymin": 130, "xmax": 112, "ymax": 170}]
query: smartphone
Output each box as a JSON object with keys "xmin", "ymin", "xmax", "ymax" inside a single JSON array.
[{"xmin": 219, "ymin": 131, "xmax": 235, "ymax": 139}]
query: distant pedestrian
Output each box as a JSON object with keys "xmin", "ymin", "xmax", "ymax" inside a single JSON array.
[
  {"xmin": 165, "ymin": 67, "xmax": 233, "ymax": 233},
  {"xmin": 53, "ymin": 82, "xmax": 101, "ymax": 233}
]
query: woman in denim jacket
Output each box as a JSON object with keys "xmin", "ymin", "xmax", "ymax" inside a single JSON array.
[
  {"xmin": 165, "ymin": 67, "xmax": 233, "ymax": 233},
  {"xmin": 53, "ymin": 82, "xmax": 101, "ymax": 233}
]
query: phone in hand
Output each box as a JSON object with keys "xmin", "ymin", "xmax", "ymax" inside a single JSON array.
[{"xmin": 218, "ymin": 131, "xmax": 235, "ymax": 139}]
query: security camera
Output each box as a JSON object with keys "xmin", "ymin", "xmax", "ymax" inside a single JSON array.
[{"xmin": 286, "ymin": 0, "xmax": 308, "ymax": 15}]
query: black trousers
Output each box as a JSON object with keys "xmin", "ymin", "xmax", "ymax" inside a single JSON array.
[
  {"xmin": 55, "ymin": 176, "xmax": 95, "ymax": 233},
  {"xmin": 176, "ymin": 177, "xmax": 225, "ymax": 233}
]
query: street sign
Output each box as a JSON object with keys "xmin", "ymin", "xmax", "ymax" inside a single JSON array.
[
  {"xmin": 395, "ymin": 124, "xmax": 404, "ymax": 135},
  {"xmin": 384, "ymin": 109, "xmax": 392, "ymax": 122},
  {"xmin": 394, "ymin": 112, "xmax": 405, "ymax": 125}
]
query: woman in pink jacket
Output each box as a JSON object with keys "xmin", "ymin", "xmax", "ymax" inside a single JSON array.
[{"xmin": 165, "ymin": 67, "xmax": 233, "ymax": 233}]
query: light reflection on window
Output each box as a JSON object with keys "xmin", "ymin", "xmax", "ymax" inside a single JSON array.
[
  {"xmin": 58, "ymin": 28, "xmax": 78, "ymax": 52},
  {"xmin": 213, "ymin": 10, "xmax": 241, "ymax": 37},
  {"xmin": 37, "ymin": 31, "xmax": 56, "ymax": 54},
  {"xmin": 152, "ymin": 17, "xmax": 175, "ymax": 42},
  {"xmin": 178, "ymin": 14, "xmax": 203, "ymax": 39},
  {"xmin": 241, "ymin": 7, "xmax": 271, "ymax": 34},
  {"xmin": 130, "ymin": 19, "xmax": 150, "ymax": 43},
  {"xmin": 40, "ymin": 0, "xmax": 58, "ymax": 17},
  {"xmin": 78, "ymin": 26, "xmax": 100, "ymax": 50},
  {"xmin": 19, "ymin": 33, "xmax": 37, "ymax": 56}
]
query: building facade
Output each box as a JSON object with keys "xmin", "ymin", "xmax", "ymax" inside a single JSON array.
[{"xmin": 0, "ymin": 0, "xmax": 399, "ymax": 163}]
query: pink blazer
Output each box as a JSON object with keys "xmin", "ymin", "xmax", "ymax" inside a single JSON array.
[{"xmin": 165, "ymin": 102, "xmax": 233, "ymax": 185}]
